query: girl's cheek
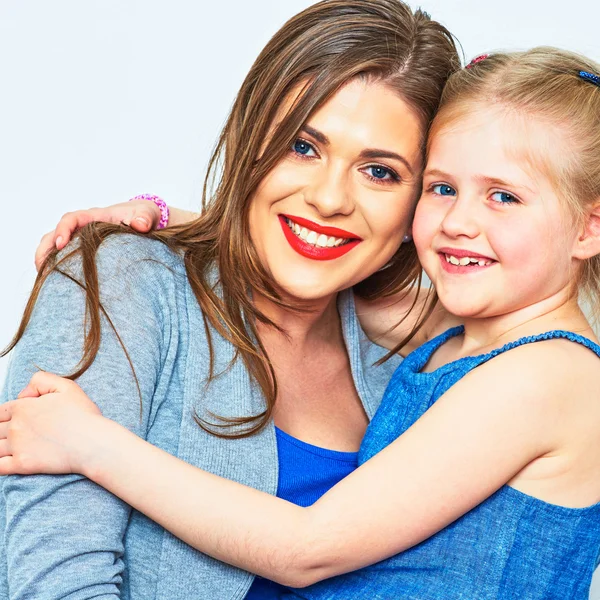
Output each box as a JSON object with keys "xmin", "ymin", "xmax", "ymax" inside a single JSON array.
[{"xmin": 412, "ymin": 200, "xmax": 439, "ymax": 250}]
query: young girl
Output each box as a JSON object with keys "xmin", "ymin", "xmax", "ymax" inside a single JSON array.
[{"xmin": 3, "ymin": 48, "xmax": 600, "ymax": 599}]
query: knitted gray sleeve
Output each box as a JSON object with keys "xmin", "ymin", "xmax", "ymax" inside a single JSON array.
[{"xmin": 0, "ymin": 234, "xmax": 184, "ymax": 600}]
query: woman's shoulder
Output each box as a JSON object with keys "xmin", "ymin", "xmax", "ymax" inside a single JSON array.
[
  {"xmin": 91, "ymin": 232, "xmax": 187, "ymax": 273},
  {"xmin": 353, "ymin": 286, "xmax": 461, "ymax": 355},
  {"xmin": 58, "ymin": 232, "xmax": 189, "ymax": 292}
]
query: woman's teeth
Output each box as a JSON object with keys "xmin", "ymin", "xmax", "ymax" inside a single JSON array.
[
  {"xmin": 445, "ymin": 254, "xmax": 492, "ymax": 267},
  {"xmin": 285, "ymin": 217, "xmax": 348, "ymax": 248}
]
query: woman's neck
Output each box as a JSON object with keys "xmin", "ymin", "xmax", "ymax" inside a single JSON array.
[{"xmin": 252, "ymin": 290, "xmax": 343, "ymax": 349}]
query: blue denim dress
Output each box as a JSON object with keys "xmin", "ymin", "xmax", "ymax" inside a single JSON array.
[{"xmin": 287, "ymin": 327, "xmax": 600, "ymax": 600}]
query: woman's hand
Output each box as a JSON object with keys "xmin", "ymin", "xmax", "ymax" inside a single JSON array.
[
  {"xmin": 0, "ymin": 372, "xmax": 103, "ymax": 475},
  {"xmin": 35, "ymin": 200, "xmax": 162, "ymax": 270}
]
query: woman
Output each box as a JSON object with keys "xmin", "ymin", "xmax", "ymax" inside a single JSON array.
[{"xmin": 0, "ymin": 1, "xmax": 459, "ymax": 599}]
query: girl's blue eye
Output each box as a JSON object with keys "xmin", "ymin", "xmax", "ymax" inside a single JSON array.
[
  {"xmin": 432, "ymin": 184, "xmax": 456, "ymax": 196},
  {"xmin": 491, "ymin": 191, "xmax": 518, "ymax": 204},
  {"xmin": 367, "ymin": 165, "xmax": 396, "ymax": 181},
  {"xmin": 293, "ymin": 139, "xmax": 315, "ymax": 156}
]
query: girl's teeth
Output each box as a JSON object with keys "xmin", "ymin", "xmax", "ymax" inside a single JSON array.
[
  {"xmin": 316, "ymin": 234, "xmax": 328, "ymax": 248},
  {"xmin": 326, "ymin": 236, "xmax": 336, "ymax": 247},
  {"xmin": 444, "ymin": 253, "xmax": 492, "ymax": 267},
  {"xmin": 294, "ymin": 223, "xmax": 301, "ymax": 234},
  {"xmin": 299, "ymin": 227, "xmax": 309, "ymax": 240}
]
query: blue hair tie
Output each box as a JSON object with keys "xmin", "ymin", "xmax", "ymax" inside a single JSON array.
[{"xmin": 579, "ymin": 71, "xmax": 600, "ymax": 87}]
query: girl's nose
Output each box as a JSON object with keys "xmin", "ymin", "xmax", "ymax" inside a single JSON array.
[{"xmin": 440, "ymin": 196, "xmax": 480, "ymax": 239}]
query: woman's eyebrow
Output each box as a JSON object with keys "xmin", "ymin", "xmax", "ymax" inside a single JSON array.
[
  {"xmin": 300, "ymin": 124, "xmax": 329, "ymax": 145},
  {"xmin": 301, "ymin": 124, "xmax": 415, "ymax": 175},
  {"xmin": 359, "ymin": 149, "xmax": 414, "ymax": 176}
]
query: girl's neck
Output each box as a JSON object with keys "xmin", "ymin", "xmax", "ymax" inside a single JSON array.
[{"xmin": 457, "ymin": 290, "xmax": 594, "ymax": 357}]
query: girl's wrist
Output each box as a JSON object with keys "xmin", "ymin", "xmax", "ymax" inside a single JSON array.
[
  {"xmin": 128, "ymin": 194, "xmax": 169, "ymax": 229},
  {"xmin": 71, "ymin": 415, "xmax": 125, "ymax": 480}
]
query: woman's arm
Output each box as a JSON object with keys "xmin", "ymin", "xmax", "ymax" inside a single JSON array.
[
  {"xmin": 0, "ymin": 340, "xmax": 567, "ymax": 588},
  {"xmin": 35, "ymin": 200, "xmax": 198, "ymax": 269},
  {"xmin": 0, "ymin": 235, "xmax": 179, "ymax": 599}
]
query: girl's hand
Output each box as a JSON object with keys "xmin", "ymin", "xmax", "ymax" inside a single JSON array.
[
  {"xmin": 0, "ymin": 372, "xmax": 103, "ymax": 475},
  {"xmin": 35, "ymin": 200, "xmax": 161, "ymax": 270}
]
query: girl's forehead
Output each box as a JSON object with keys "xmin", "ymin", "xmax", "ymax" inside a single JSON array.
[{"xmin": 428, "ymin": 105, "xmax": 568, "ymax": 191}]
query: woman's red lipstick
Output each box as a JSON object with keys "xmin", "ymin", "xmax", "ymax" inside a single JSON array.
[{"xmin": 278, "ymin": 215, "xmax": 361, "ymax": 261}]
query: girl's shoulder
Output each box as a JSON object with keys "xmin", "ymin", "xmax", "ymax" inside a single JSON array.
[{"xmin": 455, "ymin": 332, "xmax": 600, "ymax": 414}]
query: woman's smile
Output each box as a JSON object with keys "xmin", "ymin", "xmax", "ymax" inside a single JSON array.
[{"xmin": 279, "ymin": 214, "xmax": 361, "ymax": 260}]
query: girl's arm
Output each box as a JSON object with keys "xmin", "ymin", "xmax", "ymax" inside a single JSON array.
[
  {"xmin": 35, "ymin": 200, "xmax": 454, "ymax": 346},
  {"xmin": 0, "ymin": 341, "xmax": 567, "ymax": 588},
  {"xmin": 35, "ymin": 200, "xmax": 198, "ymax": 270}
]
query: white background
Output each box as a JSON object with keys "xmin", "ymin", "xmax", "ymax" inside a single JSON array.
[{"xmin": 1, "ymin": 1, "xmax": 599, "ymax": 594}]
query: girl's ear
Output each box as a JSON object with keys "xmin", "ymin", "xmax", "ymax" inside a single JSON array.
[{"xmin": 572, "ymin": 200, "xmax": 600, "ymax": 260}]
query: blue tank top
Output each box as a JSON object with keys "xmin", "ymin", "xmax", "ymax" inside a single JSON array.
[
  {"xmin": 291, "ymin": 327, "xmax": 600, "ymax": 600},
  {"xmin": 246, "ymin": 427, "xmax": 358, "ymax": 599}
]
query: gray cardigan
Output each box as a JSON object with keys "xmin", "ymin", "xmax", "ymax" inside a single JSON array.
[{"xmin": 0, "ymin": 235, "xmax": 401, "ymax": 600}]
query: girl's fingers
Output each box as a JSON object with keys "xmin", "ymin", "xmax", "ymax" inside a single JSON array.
[
  {"xmin": 35, "ymin": 199, "xmax": 164, "ymax": 272},
  {"xmin": 23, "ymin": 372, "xmax": 72, "ymax": 398},
  {"xmin": 34, "ymin": 230, "xmax": 57, "ymax": 271},
  {"xmin": 17, "ymin": 383, "xmax": 39, "ymax": 399},
  {"xmin": 0, "ymin": 456, "xmax": 17, "ymax": 476},
  {"xmin": 53, "ymin": 211, "xmax": 96, "ymax": 249},
  {"xmin": 0, "ymin": 402, "xmax": 14, "ymax": 423},
  {"xmin": 0, "ymin": 439, "xmax": 11, "ymax": 459}
]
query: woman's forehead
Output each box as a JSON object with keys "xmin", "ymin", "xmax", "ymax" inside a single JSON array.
[{"xmin": 275, "ymin": 78, "xmax": 424, "ymax": 166}]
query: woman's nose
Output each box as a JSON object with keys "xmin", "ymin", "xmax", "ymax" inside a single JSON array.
[{"xmin": 305, "ymin": 165, "xmax": 355, "ymax": 218}]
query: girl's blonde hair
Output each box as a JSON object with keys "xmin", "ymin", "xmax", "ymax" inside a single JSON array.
[{"xmin": 429, "ymin": 47, "xmax": 600, "ymax": 314}]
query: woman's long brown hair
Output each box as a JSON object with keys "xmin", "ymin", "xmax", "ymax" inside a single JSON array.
[{"xmin": 3, "ymin": 0, "xmax": 460, "ymax": 437}]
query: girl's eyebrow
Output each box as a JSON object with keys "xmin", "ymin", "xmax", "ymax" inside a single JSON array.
[
  {"xmin": 423, "ymin": 168, "xmax": 452, "ymax": 180},
  {"xmin": 473, "ymin": 175, "xmax": 536, "ymax": 195},
  {"xmin": 301, "ymin": 125, "xmax": 415, "ymax": 175}
]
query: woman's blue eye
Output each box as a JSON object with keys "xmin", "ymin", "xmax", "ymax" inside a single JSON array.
[
  {"xmin": 491, "ymin": 191, "xmax": 518, "ymax": 204},
  {"xmin": 432, "ymin": 184, "xmax": 456, "ymax": 196},
  {"xmin": 293, "ymin": 139, "xmax": 315, "ymax": 156},
  {"xmin": 367, "ymin": 166, "xmax": 395, "ymax": 180}
]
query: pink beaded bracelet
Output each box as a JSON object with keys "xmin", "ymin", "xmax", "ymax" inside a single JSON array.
[{"xmin": 128, "ymin": 194, "xmax": 170, "ymax": 230}]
